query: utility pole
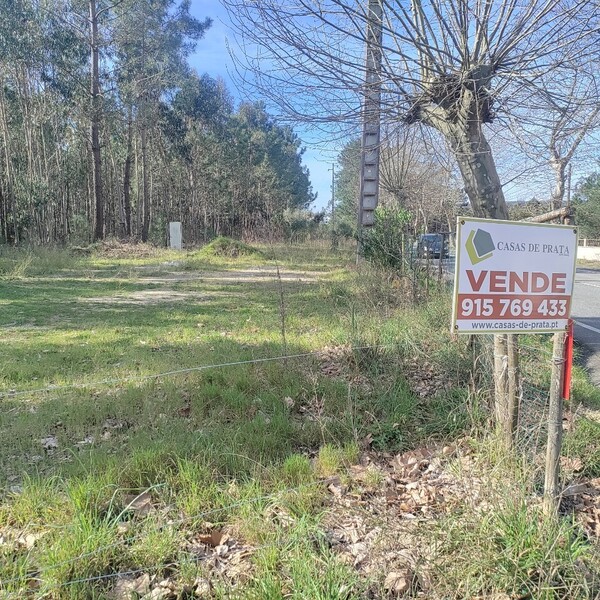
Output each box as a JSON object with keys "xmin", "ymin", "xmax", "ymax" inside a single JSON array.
[
  {"xmin": 329, "ymin": 163, "xmax": 337, "ymax": 248},
  {"xmin": 357, "ymin": 0, "xmax": 383, "ymax": 233}
]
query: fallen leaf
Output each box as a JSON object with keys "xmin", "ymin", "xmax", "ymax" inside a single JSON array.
[
  {"xmin": 123, "ymin": 491, "xmax": 153, "ymax": 516},
  {"xmin": 328, "ymin": 482, "xmax": 344, "ymax": 497},
  {"xmin": 17, "ymin": 532, "xmax": 42, "ymax": 549},
  {"xmin": 198, "ymin": 529, "xmax": 228, "ymax": 547},
  {"xmin": 141, "ymin": 588, "xmax": 170, "ymax": 600},
  {"xmin": 384, "ymin": 569, "xmax": 412, "ymax": 595},
  {"xmin": 194, "ymin": 577, "xmax": 211, "ymax": 596},
  {"xmin": 111, "ymin": 573, "xmax": 150, "ymax": 599}
]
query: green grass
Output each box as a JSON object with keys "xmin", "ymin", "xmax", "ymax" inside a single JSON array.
[
  {"xmin": 431, "ymin": 496, "xmax": 596, "ymax": 599},
  {"xmin": 1, "ymin": 241, "xmax": 599, "ymax": 598}
]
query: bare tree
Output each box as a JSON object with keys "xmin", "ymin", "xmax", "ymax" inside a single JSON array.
[
  {"xmin": 223, "ymin": 0, "xmax": 598, "ymax": 219},
  {"xmin": 506, "ymin": 67, "xmax": 600, "ymax": 211},
  {"xmin": 378, "ymin": 128, "xmax": 461, "ymax": 232}
]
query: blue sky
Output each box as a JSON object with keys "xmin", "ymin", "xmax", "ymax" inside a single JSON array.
[
  {"xmin": 185, "ymin": 3, "xmax": 594, "ymax": 210},
  {"xmin": 188, "ymin": 3, "xmax": 335, "ymax": 212}
]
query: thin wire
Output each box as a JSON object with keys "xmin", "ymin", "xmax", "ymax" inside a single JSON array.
[
  {"xmin": 2, "ymin": 535, "xmax": 299, "ymax": 600},
  {"xmin": 0, "ymin": 477, "xmax": 332, "ymax": 589},
  {"xmin": 0, "ymin": 344, "xmax": 396, "ymax": 400}
]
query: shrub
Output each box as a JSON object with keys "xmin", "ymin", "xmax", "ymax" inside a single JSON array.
[
  {"xmin": 198, "ymin": 236, "xmax": 262, "ymax": 258},
  {"xmin": 359, "ymin": 206, "xmax": 411, "ymax": 270}
]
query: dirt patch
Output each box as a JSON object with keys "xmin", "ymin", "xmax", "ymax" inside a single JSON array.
[
  {"xmin": 136, "ymin": 266, "xmax": 322, "ymax": 286},
  {"xmin": 82, "ymin": 290, "xmax": 231, "ymax": 305},
  {"xmin": 81, "ymin": 264, "xmax": 321, "ymax": 305},
  {"xmin": 198, "ymin": 267, "xmax": 322, "ymax": 284}
]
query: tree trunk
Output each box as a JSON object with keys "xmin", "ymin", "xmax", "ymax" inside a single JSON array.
[
  {"xmin": 0, "ymin": 84, "xmax": 15, "ymax": 243},
  {"xmin": 527, "ymin": 206, "xmax": 572, "ymax": 223},
  {"xmin": 450, "ymin": 124, "xmax": 509, "ymax": 220},
  {"xmin": 121, "ymin": 109, "xmax": 133, "ymax": 238},
  {"xmin": 90, "ymin": 0, "xmax": 104, "ymax": 241},
  {"xmin": 140, "ymin": 117, "xmax": 150, "ymax": 242},
  {"xmin": 550, "ymin": 159, "xmax": 566, "ymax": 211}
]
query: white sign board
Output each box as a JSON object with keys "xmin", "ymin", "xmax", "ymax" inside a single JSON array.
[
  {"xmin": 169, "ymin": 222, "xmax": 182, "ymax": 250},
  {"xmin": 452, "ymin": 217, "xmax": 577, "ymax": 334}
]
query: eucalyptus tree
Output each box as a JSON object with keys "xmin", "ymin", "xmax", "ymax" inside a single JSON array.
[
  {"xmin": 0, "ymin": 0, "xmax": 87, "ymax": 243},
  {"xmin": 112, "ymin": 0, "xmax": 211, "ymax": 241}
]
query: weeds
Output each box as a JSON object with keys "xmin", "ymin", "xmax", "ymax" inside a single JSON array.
[
  {"xmin": 1, "ymin": 242, "xmax": 599, "ymax": 598},
  {"xmin": 0, "ymin": 247, "xmax": 82, "ymax": 278},
  {"xmin": 430, "ymin": 496, "xmax": 597, "ymax": 599}
]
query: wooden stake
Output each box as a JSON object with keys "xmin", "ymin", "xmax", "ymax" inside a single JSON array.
[
  {"xmin": 493, "ymin": 334, "xmax": 508, "ymax": 429},
  {"xmin": 506, "ymin": 333, "xmax": 520, "ymax": 450},
  {"xmin": 543, "ymin": 331, "xmax": 567, "ymax": 516}
]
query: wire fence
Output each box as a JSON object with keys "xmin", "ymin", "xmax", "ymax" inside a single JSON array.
[
  {"xmin": 471, "ymin": 335, "xmax": 556, "ymax": 456},
  {"xmin": 0, "ymin": 477, "xmax": 334, "ymax": 597},
  {"xmin": 0, "ymin": 338, "xmax": 564, "ymax": 600},
  {"xmin": 0, "ymin": 343, "xmax": 400, "ymax": 400},
  {"xmin": 0, "ymin": 327, "xmax": 564, "ymax": 599}
]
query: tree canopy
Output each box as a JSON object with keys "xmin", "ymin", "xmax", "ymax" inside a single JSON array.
[
  {"xmin": 223, "ymin": 0, "xmax": 600, "ymax": 219},
  {"xmin": 574, "ymin": 174, "xmax": 600, "ymax": 240},
  {"xmin": 0, "ymin": 0, "xmax": 314, "ymax": 244}
]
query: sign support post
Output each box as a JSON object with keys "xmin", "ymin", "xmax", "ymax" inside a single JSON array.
[
  {"xmin": 543, "ymin": 331, "xmax": 567, "ymax": 516},
  {"xmin": 452, "ymin": 217, "xmax": 578, "ymax": 506}
]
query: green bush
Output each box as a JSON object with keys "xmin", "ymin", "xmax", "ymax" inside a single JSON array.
[
  {"xmin": 359, "ymin": 206, "xmax": 411, "ymax": 270},
  {"xmin": 198, "ymin": 236, "xmax": 262, "ymax": 258}
]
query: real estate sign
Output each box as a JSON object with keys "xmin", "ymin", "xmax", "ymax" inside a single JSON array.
[{"xmin": 452, "ymin": 217, "xmax": 577, "ymax": 334}]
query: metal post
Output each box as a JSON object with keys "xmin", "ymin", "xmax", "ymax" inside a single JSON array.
[{"xmin": 329, "ymin": 163, "xmax": 337, "ymax": 249}]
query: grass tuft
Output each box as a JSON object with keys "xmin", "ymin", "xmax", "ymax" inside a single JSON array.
[{"xmin": 199, "ymin": 236, "xmax": 262, "ymax": 258}]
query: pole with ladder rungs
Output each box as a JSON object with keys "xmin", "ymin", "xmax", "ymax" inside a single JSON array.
[{"xmin": 357, "ymin": 0, "xmax": 383, "ymax": 233}]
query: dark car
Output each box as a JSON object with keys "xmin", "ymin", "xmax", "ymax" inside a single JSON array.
[{"xmin": 414, "ymin": 233, "xmax": 449, "ymax": 259}]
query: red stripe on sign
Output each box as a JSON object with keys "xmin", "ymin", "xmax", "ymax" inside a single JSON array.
[{"xmin": 456, "ymin": 294, "xmax": 571, "ymax": 320}]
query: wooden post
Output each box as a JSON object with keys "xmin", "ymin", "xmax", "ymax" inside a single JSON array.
[
  {"xmin": 543, "ymin": 331, "xmax": 567, "ymax": 516},
  {"xmin": 506, "ymin": 334, "xmax": 520, "ymax": 450},
  {"xmin": 493, "ymin": 334, "xmax": 509, "ymax": 430}
]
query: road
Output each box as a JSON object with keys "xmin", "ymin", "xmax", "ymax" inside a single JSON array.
[{"xmin": 572, "ymin": 268, "xmax": 600, "ymax": 385}]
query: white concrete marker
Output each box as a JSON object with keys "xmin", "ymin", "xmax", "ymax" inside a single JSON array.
[{"xmin": 169, "ymin": 222, "xmax": 182, "ymax": 250}]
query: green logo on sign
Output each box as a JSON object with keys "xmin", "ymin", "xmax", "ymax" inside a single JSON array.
[{"xmin": 466, "ymin": 229, "xmax": 495, "ymax": 264}]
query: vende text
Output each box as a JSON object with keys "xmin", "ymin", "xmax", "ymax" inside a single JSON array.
[{"xmin": 466, "ymin": 270, "xmax": 567, "ymax": 294}]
